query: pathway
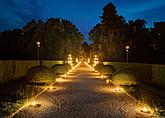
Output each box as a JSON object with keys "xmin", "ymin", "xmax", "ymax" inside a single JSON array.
[{"xmin": 12, "ymin": 63, "xmax": 152, "ymax": 118}]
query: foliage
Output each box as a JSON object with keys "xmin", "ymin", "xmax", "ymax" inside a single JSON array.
[
  {"xmin": 0, "ymin": 18, "xmax": 84, "ymax": 60},
  {"xmin": 111, "ymin": 70, "xmax": 138, "ymax": 86},
  {"xmin": 89, "ymin": 2, "xmax": 165, "ymax": 64},
  {"xmin": 82, "ymin": 42, "xmax": 92, "ymax": 59},
  {"xmin": 94, "ymin": 64, "xmax": 116, "ymax": 75},
  {"xmin": 89, "ymin": 2, "xmax": 126, "ymax": 61},
  {"xmin": 26, "ymin": 66, "xmax": 55, "ymax": 84},
  {"xmin": 51, "ymin": 64, "xmax": 71, "ymax": 74},
  {"xmin": 152, "ymin": 65, "xmax": 165, "ymax": 89}
]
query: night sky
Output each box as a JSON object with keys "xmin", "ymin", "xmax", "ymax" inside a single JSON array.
[{"xmin": 0, "ymin": 0, "xmax": 165, "ymax": 40}]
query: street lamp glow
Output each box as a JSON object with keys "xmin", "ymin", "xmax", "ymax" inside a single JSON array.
[
  {"xmin": 36, "ymin": 41, "xmax": 40, "ymax": 47},
  {"xmin": 125, "ymin": 45, "xmax": 130, "ymax": 63},
  {"xmin": 125, "ymin": 45, "xmax": 130, "ymax": 51}
]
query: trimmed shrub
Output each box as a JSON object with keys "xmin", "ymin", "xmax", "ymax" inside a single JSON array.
[
  {"xmin": 95, "ymin": 64, "xmax": 116, "ymax": 75},
  {"xmin": 112, "ymin": 69, "xmax": 138, "ymax": 86},
  {"xmin": 26, "ymin": 66, "xmax": 55, "ymax": 84},
  {"xmin": 51, "ymin": 64, "xmax": 71, "ymax": 74}
]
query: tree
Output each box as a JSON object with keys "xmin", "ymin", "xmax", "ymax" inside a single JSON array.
[
  {"xmin": 82, "ymin": 42, "xmax": 92, "ymax": 59},
  {"xmin": 89, "ymin": 2, "xmax": 126, "ymax": 61},
  {"xmin": 123, "ymin": 19, "xmax": 152, "ymax": 63},
  {"xmin": 149, "ymin": 22, "xmax": 165, "ymax": 63},
  {"xmin": 0, "ymin": 18, "xmax": 84, "ymax": 60}
]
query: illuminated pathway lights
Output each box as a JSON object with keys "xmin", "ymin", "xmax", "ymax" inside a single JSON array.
[
  {"xmin": 135, "ymin": 103, "xmax": 156, "ymax": 117},
  {"xmin": 29, "ymin": 101, "xmax": 41, "ymax": 108},
  {"xmin": 115, "ymin": 87, "xmax": 123, "ymax": 92},
  {"xmin": 12, "ymin": 62, "xmax": 156, "ymax": 118}
]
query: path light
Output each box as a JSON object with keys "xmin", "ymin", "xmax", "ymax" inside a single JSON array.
[
  {"xmin": 141, "ymin": 107, "xmax": 150, "ymax": 113},
  {"xmin": 106, "ymin": 79, "xmax": 110, "ymax": 83},
  {"xmin": 93, "ymin": 54, "xmax": 99, "ymax": 67},
  {"xmin": 63, "ymin": 74, "xmax": 67, "ymax": 78},
  {"xmin": 101, "ymin": 75, "xmax": 105, "ymax": 79},
  {"xmin": 30, "ymin": 101, "xmax": 41, "ymax": 108},
  {"xmin": 49, "ymin": 86, "xmax": 53, "ymax": 90},
  {"xmin": 115, "ymin": 87, "xmax": 123, "ymax": 92},
  {"xmin": 76, "ymin": 58, "xmax": 79, "ymax": 63},
  {"xmin": 139, "ymin": 104, "xmax": 153, "ymax": 114},
  {"xmin": 136, "ymin": 103, "xmax": 156, "ymax": 117},
  {"xmin": 87, "ymin": 58, "xmax": 90, "ymax": 63},
  {"xmin": 31, "ymin": 102, "xmax": 37, "ymax": 106}
]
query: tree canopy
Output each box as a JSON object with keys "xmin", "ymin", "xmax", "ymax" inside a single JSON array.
[
  {"xmin": 0, "ymin": 18, "xmax": 84, "ymax": 60},
  {"xmin": 89, "ymin": 2, "xmax": 165, "ymax": 64}
]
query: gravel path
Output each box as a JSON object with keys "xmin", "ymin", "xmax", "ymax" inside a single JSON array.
[{"xmin": 13, "ymin": 63, "xmax": 151, "ymax": 118}]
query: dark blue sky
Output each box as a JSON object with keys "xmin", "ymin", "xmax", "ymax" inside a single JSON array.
[{"xmin": 0, "ymin": 0, "xmax": 165, "ymax": 40}]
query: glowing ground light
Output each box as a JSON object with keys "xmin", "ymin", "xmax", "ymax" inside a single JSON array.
[
  {"xmin": 101, "ymin": 75, "xmax": 105, "ymax": 79},
  {"xmin": 29, "ymin": 101, "xmax": 41, "ymax": 108},
  {"xmin": 64, "ymin": 74, "xmax": 67, "ymax": 77},
  {"xmin": 106, "ymin": 79, "xmax": 110, "ymax": 83},
  {"xmin": 49, "ymin": 86, "xmax": 53, "ymax": 90},
  {"xmin": 115, "ymin": 87, "xmax": 123, "ymax": 92},
  {"xmin": 141, "ymin": 107, "xmax": 150, "ymax": 113},
  {"xmin": 31, "ymin": 102, "xmax": 36, "ymax": 106}
]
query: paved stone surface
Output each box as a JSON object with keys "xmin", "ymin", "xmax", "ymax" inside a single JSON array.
[{"xmin": 13, "ymin": 63, "xmax": 152, "ymax": 118}]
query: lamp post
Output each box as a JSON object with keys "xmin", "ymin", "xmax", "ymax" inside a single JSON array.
[
  {"xmin": 93, "ymin": 54, "xmax": 99, "ymax": 66},
  {"xmin": 125, "ymin": 45, "xmax": 130, "ymax": 63},
  {"xmin": 36, "ymin": 41, "xmax": 41, "ymax": 65}
]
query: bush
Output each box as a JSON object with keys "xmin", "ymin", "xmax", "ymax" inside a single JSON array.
[
  {"xmin": 94, "ymin": 64, "xmax": 116, "ymax": 75},
  {"xmin": 51, "ymin": 64, "xmax": 71, "ymax": 74},
  {"xmin": 112, "ymin": 69, "xmax": 138, "ymax": 86},
  {"xmin": 26, "ymin": 66, "xmax": 55, "ymax": 84}
]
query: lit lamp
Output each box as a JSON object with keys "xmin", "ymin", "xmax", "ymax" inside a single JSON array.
[
  {"xmin": 49, "ymin": 86, "xmax": 53, "ymax": 90},
  {"xmin": 115, "ymin": 87, "xmax": 123, "ymax": 92},
  {"xmin": 76, "ymin": 58, "xmax": 79, "ymax": 63},
  {"xmin": 87, "ymin": 58, "xmax": 90, "ymax": 63},
  {"xmin": 106, "ymin": 79, "xmax": 110, "ymax": 83},
  {"xmin": 125, "ymin": 45, "xmax": 130, "ymax": 63},
  {"xmin": 31, "ymin": 102, "xmax": 37, "ymax": 106},
  {"xmin": 29, "ymin": 101, "xmax": 41, "ymax": 107},
  {"xmin": 140, "ymin": 105, "xmax": 152, "ymax": 114},
  {"xmin": 36, "ymin": 41, "xmax": 41, "ymax": 65},
  {"xmin": 68, "ymin": 54, "xmax": 73, "ymax": 68},
  {"xmin": 93, "ymin": 54, "xmax": 99, "ymax": 66},
  {"xmin": 101, "ymin": 75, "xmax": 105, "ymax": 79}
]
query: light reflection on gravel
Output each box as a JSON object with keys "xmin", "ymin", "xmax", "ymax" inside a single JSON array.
[{"xmin": 13, "ymin": 63, "xmax": 150, "ymax": 118}]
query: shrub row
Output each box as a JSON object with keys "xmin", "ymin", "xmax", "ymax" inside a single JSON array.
[
  {"xmin": 0, "ymin": 62, "xmax": 70, "ymax": 117},
  {"xmin": 101, "ymin": 62, "xmax": 165, "ymax": 89}
]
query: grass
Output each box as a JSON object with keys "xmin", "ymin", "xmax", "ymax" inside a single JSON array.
[
  {"xmin": 97, "ymin": 62, "xmax": 165, "ymax": 117},
  {"xmin": 0, "ymin": 80, "xmax": 47, "ymax": 117},
  {"xmin": 122, "ymin": 84, "xmax": 165, "ymax": 117},
  {"xmin": 0, "ymin": 63, "xmax": 70, "ymax": 117}
]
